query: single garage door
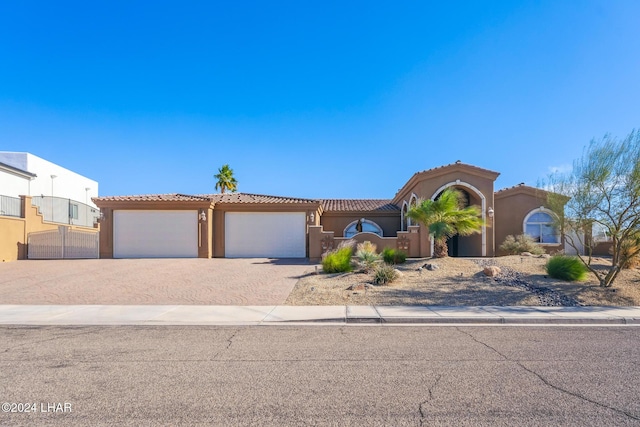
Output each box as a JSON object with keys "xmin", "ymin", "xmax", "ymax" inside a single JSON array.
[
  {"xmin": 114, "ymin": 210, "xmax": 198, "ymax": 258},
  {"xmin": 225, "ymin": 212, "xmax": 306, "ymax": 258}
]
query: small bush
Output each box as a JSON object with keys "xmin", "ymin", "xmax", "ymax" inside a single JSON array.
[
  {"xmin": 545, "ymin": 255, "xmax": 588, "ymax": 281},
  {"xmin": 373, "ymin": 264, "xmax": 398, "ymax": 285},
  {"xmin": 322, "ymin": 246, "xmax": 354, "ymax": 273},
  {"xmin": 355, "ymin": 241, "xmax": 380, "ymax": 272},
  {"xmin": 500, "ymin": 234, "xmax": 545, "ymax": 255},
  {"xmin": 322, "ymin": 247, "xmax": 353, "ymax": 273},
  {"xmin": 382, "ymin": 248, "xmax": 407, "ymax": 265},
  {"xmin": 356, "ymin": 251, "xmax": 380, "ymax": 272}
]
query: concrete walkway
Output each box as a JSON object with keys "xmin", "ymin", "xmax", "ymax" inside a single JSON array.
[{"xmin": 1, "ymin": 305, "xmax": 639, "ymax": 325}]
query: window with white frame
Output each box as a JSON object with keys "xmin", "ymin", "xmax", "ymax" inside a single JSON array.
[
  {"xmin": 344, "ymin": 219, "xmax": 383, "ymax": 238},
  {"xmin": 524, "ymin": 209, "xmax": 559, "ymax": 244}
]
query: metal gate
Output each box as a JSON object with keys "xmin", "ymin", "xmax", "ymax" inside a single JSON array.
[{"xmin": 28, "ymin": 226, "xmax": 99, "ymax": 259}]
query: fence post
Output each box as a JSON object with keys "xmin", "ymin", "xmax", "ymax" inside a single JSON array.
[{"xmin": 59, "ymin": 226, "xmax": 66, "ymax": 258}]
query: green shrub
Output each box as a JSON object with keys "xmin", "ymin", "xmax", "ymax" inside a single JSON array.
[
  {"xmin": 356, "ymin": 251, "xmax": 380, "ymax": 272},
  {"xmin": 322, "ymin": 246, "xmax": 354, "ymax": 273},
  {"xmin": 545, "ymin": 255, "xmax": 588, "ymax": 281},
  {"xmin": 500, "ymin": 234, "xmax": 545, "ymax": 255},
  {"xmin": 373, "ymin": 264, "xmax": 398, "ymax": 285},
  {"xmin": 382, "ymin": 248, "xmax": 407, "ymax": 265}
]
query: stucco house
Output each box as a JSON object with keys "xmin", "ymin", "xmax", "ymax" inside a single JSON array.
[{"xmin": 92, "ymin": 161, "xmax": 563, "ymax": 259}]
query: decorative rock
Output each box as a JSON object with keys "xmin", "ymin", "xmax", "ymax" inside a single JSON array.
[
  {"xmin": 394, "ymin": 269, "xmax": 404, "ymax": 277},
  {"xmin": 423, "ymin": 263, "xmax": 439, "ymax": 271},
  {"xmin": 538, "ymin": 254, "xmax": 551, "ymax": 258},
  {"xmin": 520, "ymin": 252, "xmax": 533, "ymax": 257},
  {"xmin": 470, "ymin": 258, "xmax": 582, "ymax": 307},
  {"xmin": 483, "ymin": 266, "xmax": 501, "ymax": 277}
]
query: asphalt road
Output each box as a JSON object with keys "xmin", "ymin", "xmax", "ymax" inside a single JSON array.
[{"xmin": 1, "ymin": 325, "xmax": 639, "ymax": 426}]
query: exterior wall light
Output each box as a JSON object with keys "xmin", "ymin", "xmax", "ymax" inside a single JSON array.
[
  {"xmin": 199, "ymin": 210, "xmax": 206, "ymax": 221},
  {"xmin": 309, "ymin": 212, "xmax": 315, "ymax": 223},
  {"xmin": 488, "ymin": 207, "xmax": 494, "ymax": 218}
]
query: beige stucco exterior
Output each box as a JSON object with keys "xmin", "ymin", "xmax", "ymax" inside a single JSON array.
[
  {"xmin": 211, "ymin": 202, "xmax": 322, "ymax": 258},
  {"xmin": 94, "ymin": 199, "xmax": 214, "ymax": 259},
  {"xmin": 0, "ymin": 196, "xmax": 99, "ymax": 262},
  {"xmin": 92, "ymin": 162, "xmax": 567, "ymax": 260},
  {"xmin": 320, "ymin": 212, "xmax": 401, "ymax": 238},
  {"xmin": 494, "ymin": 185, "xmax": 563, "ymax": 255},
  {"xmin": 391, "ymin": 162, "xmax": 500, "ymax": 257}
]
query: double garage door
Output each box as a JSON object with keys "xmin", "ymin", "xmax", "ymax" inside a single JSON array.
[
  {"xmin": 114, "ymin": 210, "xmax": 198, "ymax": 258},
  {"xmin": 113, "ymin": 210, "xmax": 306, "ymax": 258},
  {"xmin": 225, "ymin": 212, "xmax": 306, "ymax": 258}
]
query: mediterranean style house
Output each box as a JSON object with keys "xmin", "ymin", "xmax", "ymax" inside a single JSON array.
[{"xmin": 92, "ymin": 161, "xmax": 563, "ymax": 259}]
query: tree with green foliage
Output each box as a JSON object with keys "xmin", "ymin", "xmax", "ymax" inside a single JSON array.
[
  {"xmin": 214, "ymin": 164, "xmax": 238, "ymax": 194},
  {"xmin": 406, "ymin": 188, "xmax": 485, "ymax": 258},
  {"xmin": 544, "ymin": 129, "xmax": 640, "ymax": 287}
]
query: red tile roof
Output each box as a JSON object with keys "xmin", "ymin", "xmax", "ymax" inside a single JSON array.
[
  {"xmin": 414, "ymin": 161, "xmax": 500, "ymax": 178},
  {"xmin": 321, "ymin": 199, "xmax": 399, "ymax": 212},
  {"xmin": 495, "ymin": 183, "xmax": 529, "ymax": 194},
  {"xmin": 94, "ymin": 193, "xmax": 399, "ymax": 212},
  {"xmin": 202, "ymin": 193, "xmax": 320, "ymax": 204},
  {"xmin": 93, "ymin": 193, "xmax": 212, "ymax": 202}
]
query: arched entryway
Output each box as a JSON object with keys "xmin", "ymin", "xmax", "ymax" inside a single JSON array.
[{"xmin": 431, "ymin": 182, "xmax": 486, "ymax": 257}]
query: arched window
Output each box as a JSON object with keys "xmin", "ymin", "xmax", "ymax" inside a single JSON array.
[
  {"xmin": 344, "ymin": 219, "xmax": 383, "ymax": 238},
  {"xmin": 408, "ymin": 194, "xmax": 418, "ymax": 227},
  {"xmin": 401, "ymin": 202, "xmax": 408, "ymax": 231},
  {"xmin": 524, "ymin": 208, "xmax": 559, "ymax": 244}
]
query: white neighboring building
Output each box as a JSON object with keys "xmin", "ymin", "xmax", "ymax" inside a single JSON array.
[
  {"xmin": 0, "ymin": 160, "xmax": 36, "ymax": 201},
  {"xmin": 0, "ymin": 152, "xmax": 98, "ymax": 208}
]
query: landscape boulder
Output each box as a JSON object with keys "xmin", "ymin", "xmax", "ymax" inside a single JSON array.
[{"xmin": 483, "ymin": 266, "xmax": 501, "ymax": 277}]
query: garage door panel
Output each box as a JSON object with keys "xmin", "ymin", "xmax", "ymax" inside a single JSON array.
[
  {"xmin": 225, "ymin": 212, "xmax": 305, "ymax": 258},
  {"xmin": 114, "ymin": 210, "xmax": 197, "ymax": 258}
]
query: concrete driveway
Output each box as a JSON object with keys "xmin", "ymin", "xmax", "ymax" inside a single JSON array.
[{"xmin": 0, "ymin": 258, "xmax": 316, "ymax": 305}]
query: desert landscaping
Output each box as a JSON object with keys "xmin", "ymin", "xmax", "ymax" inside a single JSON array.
[{"xmin": 285, "ymin": 255, "xmax": 640, "ymax": 307}]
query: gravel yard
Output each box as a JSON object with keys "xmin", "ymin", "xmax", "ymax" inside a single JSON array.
[{"xmin": 285, "ymin": 255, "xmax": 640, "ymax": 306}]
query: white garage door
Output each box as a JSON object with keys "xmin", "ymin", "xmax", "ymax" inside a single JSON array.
[
  {"xmin": 114, "ymin": 210, "xmax": 198, "ymax": 258},
  {"xmin": 225, "ymin": 212, "xmax": 306, "ymax": 258}
]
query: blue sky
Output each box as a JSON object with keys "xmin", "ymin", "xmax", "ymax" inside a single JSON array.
[{"xmin": 1, "ymin": 1, "xmax": 639, "ymax": 199}]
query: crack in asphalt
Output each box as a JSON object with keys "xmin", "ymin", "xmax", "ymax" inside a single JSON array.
[
  {"xmin": 456, "ymin": 327, "xmax": 640, "ymax": 421},
  {"xmin": 418, "ymin": 374, "xmax": 442, "ymax": 426},
  {"xmin": 212, "ymin": 329, "xmax": 240, "ymax": 359}
]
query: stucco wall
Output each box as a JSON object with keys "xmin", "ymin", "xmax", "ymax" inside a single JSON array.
[
  {"xmin": 320, "ymin": 213, "xmax": 401, "ymax": 238},
  {"xmin": 0, "ymin": 216, "xmax": 26, "ymax": 262},
  {"xmin": 394, "ymin": 168, "xmax": 496, "ymax": 257},
  {"xmin": 494, "ymin": 191, "xmax": 562, "ymax": 255},
  {"xmin": 308, "ymin": 225, "xmax": 420, "ymax": 261},
  {"xmin": 212, "ymin": 204, "xmax": 321, "ymax": 258},
  {"xmin": 95, "ymin": 202, "xmax": 213, "ymax": 259}
]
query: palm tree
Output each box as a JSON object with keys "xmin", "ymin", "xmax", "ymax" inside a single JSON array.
[
  {"xmin": 214, "ymin": 164, "xmax": 238, "ymax": 194},
  {"xmin": 406, "ymin": 188, "xmax": 485, "ymax": 258}
]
